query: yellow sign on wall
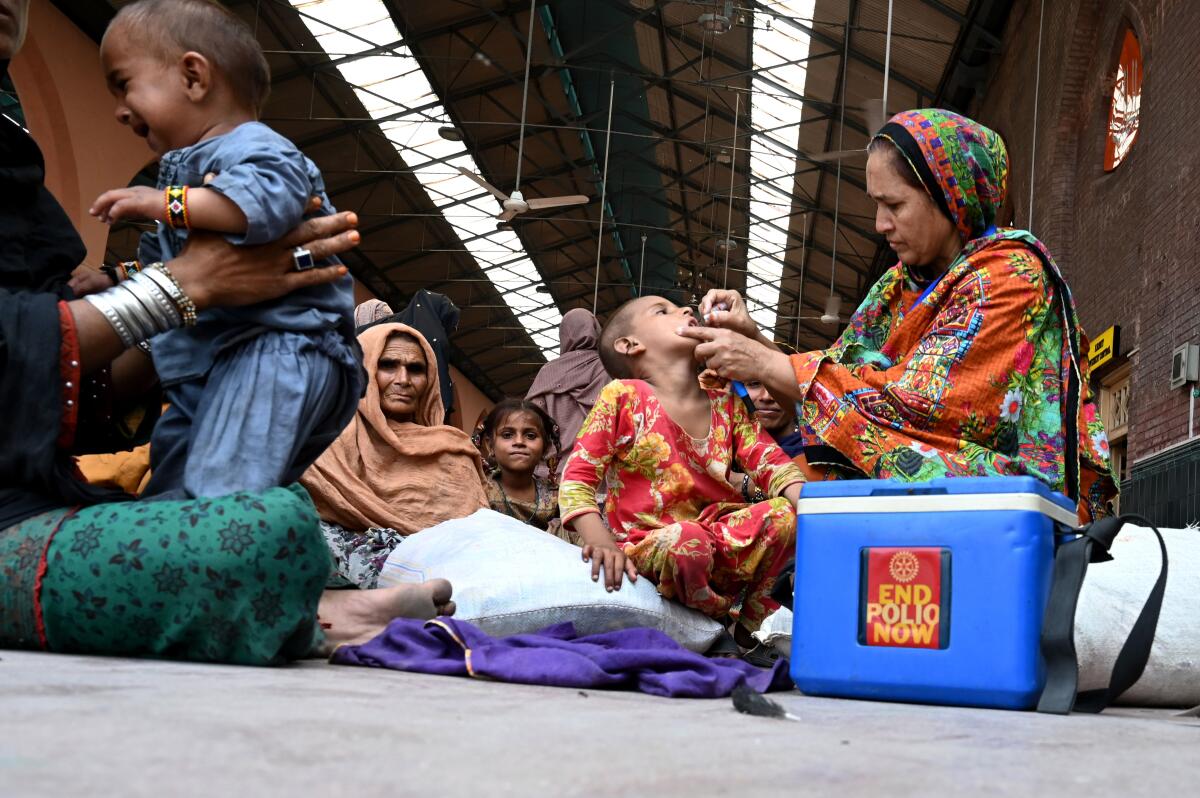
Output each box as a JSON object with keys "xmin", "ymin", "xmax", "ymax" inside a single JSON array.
[{"xmin": 1089, "ymin": 325, "xmax": 1120, "ymax": 369}]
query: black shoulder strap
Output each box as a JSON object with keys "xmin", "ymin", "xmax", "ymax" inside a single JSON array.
[{"xmin": 1037, "ymin": 513, "xmax": 1169, "ymax": 714}]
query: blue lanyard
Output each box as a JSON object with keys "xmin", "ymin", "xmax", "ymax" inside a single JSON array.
[
  {"xmin": 694, "ymin": 305, "xmax": 756, "ymax": 413},
  {"xmin": 908, "ymin": 275, "xmax": 943, "ymax": 312},
  {"xmin": 907, "ymin": 225, "xmax": 997, "ymax": 312}
]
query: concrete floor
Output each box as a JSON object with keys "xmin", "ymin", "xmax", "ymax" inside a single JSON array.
[{"xmin": 1, "ymin": 651, "xmax": 1196, "ymax": 797}]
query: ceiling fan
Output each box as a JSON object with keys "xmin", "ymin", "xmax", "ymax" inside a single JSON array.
[
  {"xmin": 457, "ymin": 0, "xmax": 589, "ymax": 223},
  {"xmin": 809, "ymin": 99, "xmax": 886, "ymax": 162},
  {"xmin": 457, "ymin": 167, "xmax": 588, "ymax": 223},
  {"xmin": 811, "ymin": 0, "xmax": 895, "ymax": 163},
  {"xmin": 794, "ymin": 2, "xmax": 897, "ymax": 329},
  {"xmin": 796, "ymin": 294, "xmax": 849, "ymax": 325}
]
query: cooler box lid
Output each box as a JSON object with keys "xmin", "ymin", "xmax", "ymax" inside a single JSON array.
[{"xmin": 796, "ymin": 476, "xmax": 1078, "ymax": 527}]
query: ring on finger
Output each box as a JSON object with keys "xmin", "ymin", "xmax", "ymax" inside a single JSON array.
[{"xmin": 292, "ymin": 246, "xmax": 316, "ymax": 271}]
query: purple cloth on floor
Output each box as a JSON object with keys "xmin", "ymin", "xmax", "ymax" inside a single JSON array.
[{"xmin": 331, "ymin": 618, "xmax": 793, "ymax": 698}]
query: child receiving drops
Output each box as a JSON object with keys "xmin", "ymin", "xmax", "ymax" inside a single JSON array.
[
  {"xmin": 559, "ymin": 296, "xmax": 804, "ymax": 651},
  {"xmin": 479, "ymin": 399, "xmax": 574, "ymax": 542}
]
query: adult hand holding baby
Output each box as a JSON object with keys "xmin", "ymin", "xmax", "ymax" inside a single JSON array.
[
  {"xmin": 67, "ymin": 199, "xmax": 359, "ymax": 372},
  {"xmin": 166, "ymin": 199, "xmax": 358, "ymax": 312}
]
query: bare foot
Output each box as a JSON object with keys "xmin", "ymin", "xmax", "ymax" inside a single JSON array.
[{"xmin": 314, "ymin": 579, "xmax": 455, "ymax": 657}]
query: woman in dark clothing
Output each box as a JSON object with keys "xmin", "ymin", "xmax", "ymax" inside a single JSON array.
[
  {"xmin": 395, "ymin": 289, "xmax": 460, "ymax": 423},
  {"xmin": 0, "ymin": 3, "xmax": 454, "ymax": 664}
]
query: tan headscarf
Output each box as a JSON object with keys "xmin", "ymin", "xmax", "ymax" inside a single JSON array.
[{"xmin": 301, "ymin": 323, "xmax": 487, "ymax": 534}]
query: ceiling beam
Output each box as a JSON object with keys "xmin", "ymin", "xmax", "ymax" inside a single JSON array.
[{"xmin": 608, "ymin": 0, "xmax": 939, "ymax": 101}]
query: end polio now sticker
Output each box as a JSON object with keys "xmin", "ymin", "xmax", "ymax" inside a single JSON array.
[{"xmin": 858, "ymin": 547, "xmax": 951, "ymax": 649}]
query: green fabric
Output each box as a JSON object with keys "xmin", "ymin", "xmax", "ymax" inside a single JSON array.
[
  {"xmin": 1, "ymin": 484, "xmax": 331, "ymax": 665},
  {"xmin": 0, "ymin": 508, "xmax": 70, "ymax": 649}
]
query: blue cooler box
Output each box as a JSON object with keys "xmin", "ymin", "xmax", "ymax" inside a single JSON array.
[{"xmin": 790, "ymin": 476, "xmax": 1078, "ymax": 710}]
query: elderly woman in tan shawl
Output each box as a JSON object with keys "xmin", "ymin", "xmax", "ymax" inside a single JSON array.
[{"xmin": 302, "ymin": 323, "xmax": 488, "ymax": 588}]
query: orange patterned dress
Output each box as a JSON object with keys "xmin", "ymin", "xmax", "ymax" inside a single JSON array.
[{"xmin": 560, "ymin": 380, "xmax": 805, "ymax": 630}]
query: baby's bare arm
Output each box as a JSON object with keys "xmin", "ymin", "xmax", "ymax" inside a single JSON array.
[
  {"xmin": 170, "ymin": 187, "xmax": 248, "ymax": 234},
  {"xmin": 90, "ymin": 186, "xmax": 247, "ymax": 234}
]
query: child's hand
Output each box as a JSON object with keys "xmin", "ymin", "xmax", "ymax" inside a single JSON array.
[
  {"xmin": 581, "ymin": 541, "xmax": 639, "ymax": 592},
  {"xmin": 90, "ymin": 186, "xmax": 163, "ymax": 225},
  {"xmin": 67, "ymin": 267, "xmax": 116, "ymax": 297}
]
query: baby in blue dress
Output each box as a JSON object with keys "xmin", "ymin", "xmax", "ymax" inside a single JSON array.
[{"xmin": 90, "ymin": 0, "xmax": 364, "ymax": 499}]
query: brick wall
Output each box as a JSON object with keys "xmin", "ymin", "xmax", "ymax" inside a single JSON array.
[{"xmin": 972, "ymin": 0, "xmax": 1200, "ymax": 463}]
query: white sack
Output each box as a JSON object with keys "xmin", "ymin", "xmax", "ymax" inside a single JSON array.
[
  {"xmin": 1076, "ymin": 524, "xmax": 1200, "ymax": 707},
  {"xmin": 378, "ymin": 509, "xmax": 724, "ymax": 652},
  {"xmin": 753, "ymin": 608, "xmax": 793, "ymax": 658}
]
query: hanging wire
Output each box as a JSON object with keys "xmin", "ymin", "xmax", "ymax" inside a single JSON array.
[
  {"xmin": 638, "ymin": 232, "xmax": 648, "ymax": 295},
  {"xmin": 696, "ymin": 27, "xmax": 724, "ymax": 264},
  {"xmin": 592, "ymin": 77, "xmax": 616, "ymax": 314},
  {"xmin": 882, "ymin": 0, "xmax": 893, "ymax": 117},
  {"xmin": 793, "ymin": 211, "xmax": 809, "ymax": 350},
  {"xmin": 828, "ymin": 18, "xmax": 850, "ymax": 306},
  {"xmin": 722, "ymin": 92, "xmax": 741, "ymax": 289},
  {"xmin": 513, "ymin": 0, "xmax": 538, "ymax": 191},
  {"xmin": 1028, "ymin": 0, "xmax": 1045, "ymax": 229}
]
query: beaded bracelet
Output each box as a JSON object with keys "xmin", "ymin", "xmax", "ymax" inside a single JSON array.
[
  {"xmin": 741, "ymin": 473, "xmax": 765, "ymax": 503},
  {"xmin": 164, "ymin": 185, "xmax": 189, "ymax": 230},
  {"xmin": 146, "ymin": 262, "xmax": 198, "ymax": 326},
  {"xmin": 120, "ymin": 260, "xmax": 143, "ymax": 280}
]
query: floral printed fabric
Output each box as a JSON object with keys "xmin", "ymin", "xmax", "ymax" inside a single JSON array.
[
  {"xmin": 0, "ymin": 484, "xmax": 331, "ymax": 664},
  {"xmin": 560, "ymin": 380, "xmax": 804, "ymax": 629},
  {"xmin": 321, "ymin": 521, "xmax": 405, "ymax": 589},
  {"xmin": 483, "ymin": 473, "xmax": 560, "ymax": 532},
  {"xmin": 0, "ymin": 509, "xmax": 68, "ymax": 649},
  {"xmin": 790, "ymin": 232, "xmax": 1117, "ymax": 522},
  {"xmin": 622, "ymin": 498, "xmax": 797, "ymax": 631}
]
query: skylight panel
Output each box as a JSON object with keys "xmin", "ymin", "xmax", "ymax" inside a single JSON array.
[
  {"xmin": 290, "ymin": 0, "xmax": 562, "ymax": 357},
  {"xmin": 746, "ymin": 2, "xmax": 814, "ymax": 338}
]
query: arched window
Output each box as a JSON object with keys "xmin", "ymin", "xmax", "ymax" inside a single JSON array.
[{"xmin": 1104, "ymin": 26, "xmax": 1142, "ymax": 171}]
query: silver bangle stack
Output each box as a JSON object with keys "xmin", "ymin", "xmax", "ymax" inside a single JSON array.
[{"xmin": 83, "ymin": 262, "xmax": 197, "ymax": 349}]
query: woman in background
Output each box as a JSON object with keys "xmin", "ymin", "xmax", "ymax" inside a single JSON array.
[
  {"xmin": 302, "ymin": 323, "xmax": 488, "ymax": 588},
  {"xmin": 526, "ymin": 308, "xmax": 610, "ymax": 476}
]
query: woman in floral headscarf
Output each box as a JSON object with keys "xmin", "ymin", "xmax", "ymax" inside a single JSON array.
[{"xmin": 681, "ymin": 109, "xmax": 1116, "ymax": 522}]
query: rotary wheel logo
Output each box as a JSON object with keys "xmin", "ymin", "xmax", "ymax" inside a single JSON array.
[{"xmin": 888, "ymin": 551, "xmax": 920, "ymax": 583}]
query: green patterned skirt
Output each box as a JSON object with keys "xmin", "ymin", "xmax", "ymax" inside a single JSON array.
[{"xmin": 0, "ymin": 484, "xmax": 330, "ymax": 665}]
